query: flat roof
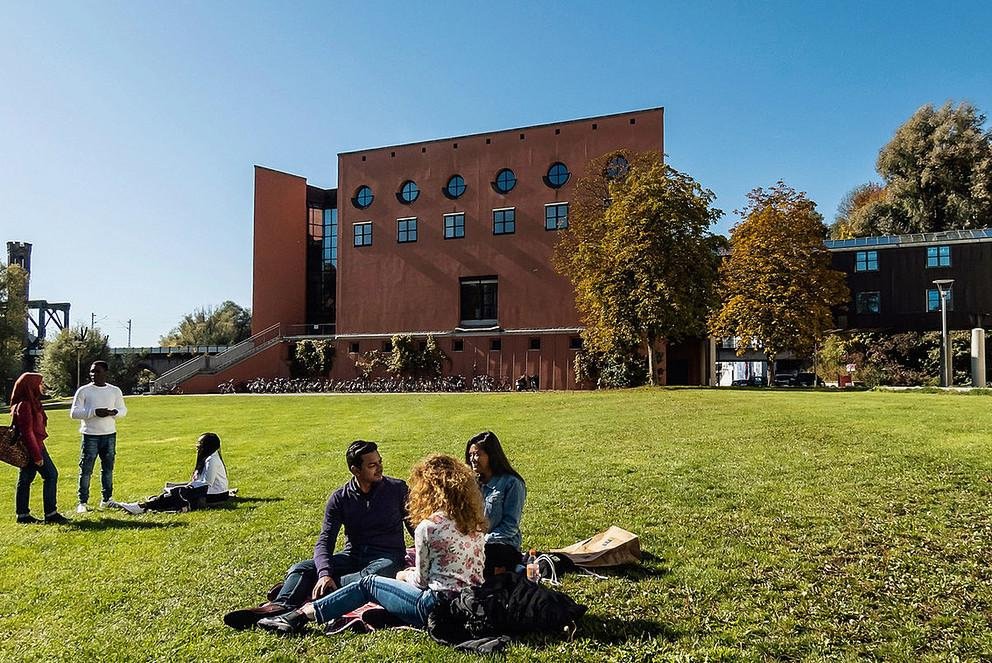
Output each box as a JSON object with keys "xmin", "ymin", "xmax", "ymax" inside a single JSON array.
[{"xmin": 825, "ymin": 228, "xmax": 992, "ymax": 250}]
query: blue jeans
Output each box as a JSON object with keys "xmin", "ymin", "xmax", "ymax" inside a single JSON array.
[
  {"xmin": 16, "ymin": 447, "xmax": 59, "ymax": 517},
  {"xmin": 274, "ymin": 553, "xmax": 401, "ymax": 608},
  {"xmin": 312, "ymin": 575, "xmax": 437, "ymax": 629},
  {"xmin": 78, "ymin": 433, "xmax": 116, "ymax": 504}
]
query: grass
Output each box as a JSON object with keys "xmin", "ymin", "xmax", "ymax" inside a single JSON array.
[{"xmin": 2, "ymin": 388, "xmax": 991, "ymax": 662}]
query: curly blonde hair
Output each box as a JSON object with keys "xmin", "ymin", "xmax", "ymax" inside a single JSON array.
[{"xmin": 407, "ymin": 453, "xmax": 488, "ymax": 535}]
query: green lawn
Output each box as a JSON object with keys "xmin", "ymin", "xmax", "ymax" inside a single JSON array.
[{"xmin": 2, "ymin": 389, "xmax": 991, "ymax": 662}]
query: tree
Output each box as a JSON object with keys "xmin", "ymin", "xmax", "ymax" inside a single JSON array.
[
  {"xmin": 0, "ymin": 262, "xmax": 28, "ymax": 395},
  {"xmin": 292, "ymin": 339, "xmax": 335, "ymax": 377},
  {"xmin": 709, "ymin": 182, "xmax": 849, "ymax": 383},
  {"xmin": 553, "ymin": 150, "xmax": 723, "ymax": 385},
  {"xmin": 844, "ymin": 102, "xmax": 992, "ymax": 236},
  {"xmin": 829, "ymin": 182, "xmax": 887, "ymax": 239},
  {"xmin": 160, "ymin": 301, "xmax": 251, "ymax": 346},
  {"xmin": 37, "ymin": 326, "xmax": 112, "ymax": 396}
]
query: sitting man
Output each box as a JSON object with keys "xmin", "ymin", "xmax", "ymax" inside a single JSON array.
[{"xmin": 225, "ymin": 440, "xmax": 412, "ymax": 629}]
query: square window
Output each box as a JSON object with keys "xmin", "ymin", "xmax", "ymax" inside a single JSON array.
[
  {"xmin": 381, "ymin": 339, "xmax": 393, "ymax": 352},
  {"xmin": 460, "ymin": 277, "xmax": 498, "ymax": 325},
  {"xmin": 418, "ymin": 340, "xmax": 427, "ymax": 352},
  {"xmin": 569, "ymin": 336, "xmax": 583, "ymax": 350},
  {"xmin": 353, "ymin": 222, "xmax": 372, "ymax": 247},
  {"xmin": 927, "ymin": 245, "xmax": 951, "ymax": 267},
  {"xmin": 490, "ymin": 338, "xmax": 502, "ymax": 351},
  {"xmin": 493, "ymin": 208, "xmax": 515, "ymax": 235},
  {"xmin": 545, "ymin": 203, "xmax": 569, "ymax": 230},
  {"xmin": 444, "ymin": 213, "xmax": 465, "ymax": 239},
  {"xmin": 452, "ymin": 339, "xmax": 464, "ymax": 352},
  {"xmin": 855, "ymin": 291, "xmax": 880, "ymax": 314},
  {"xmin": 529, "ymin": 337, "xmax": 541, "ymax": 350},
  {"xmin": 855, "ymin": 250, "xmax": 878, "ymax": 272},
  {"xmin": 349, "ymin": 342, "xmax": 360, "ymax": 353},
  {"xmin": 927, "ymin": 288, "xmax": 953, "ymax": 312},
  {"xmin": 397, "ymin": 218, "xmax": 417, "ymax": 243}
]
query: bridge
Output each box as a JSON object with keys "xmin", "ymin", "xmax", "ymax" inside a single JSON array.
[{"xmin": 27, "ymin": 345, "xmax": 230, "ymax": 377}]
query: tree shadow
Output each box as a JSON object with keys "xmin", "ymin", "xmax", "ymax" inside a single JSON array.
[
  {"xmin": 572, "ymin": 552, "xmax": 671, "ymax": 581},
  {"xmin": 575, "ymin": 614, "xmax": 680, "ymax": 644},
  {"xmin": 207, "ymin": 496, "xmax": 284, "ymax": 510},
  {"xmin": 67, "ymin": 518, "xmax": 187, "ymax": 531}
]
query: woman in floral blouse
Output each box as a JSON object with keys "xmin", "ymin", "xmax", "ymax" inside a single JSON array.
[{"xmin": 259, "ymin": 453, "xmax": 487, "ymax": 634}]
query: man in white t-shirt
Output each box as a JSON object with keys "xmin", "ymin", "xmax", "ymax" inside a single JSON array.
[{"xmin": 70, "ymin": 361, "xmax": 127, "ymax": 512}]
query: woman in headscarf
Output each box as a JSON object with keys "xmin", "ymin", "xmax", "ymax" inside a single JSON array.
[{"xmin": 10, "ymin": 372, "xmax": 68, "ymax": 524}]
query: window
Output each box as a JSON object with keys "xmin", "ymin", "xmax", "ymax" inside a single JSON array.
[
  {"xmin": 446, "ymin": 175, "xmax": 466, "ymax": 199},
  {"xmin": 856, "ymin": 291, "xmax": 880, "ymax": 314},
  {"xmin": 855, "ymin": 250, "xmax": 878, "ymax": 272},
  {"xmin": 927, "ymin": 288, "xmax": 953, "ymax": 312},
  {"xmin": 569, "ymin": 336, "xmax": 583, "ymax": 350},
  {"xmin": 460, "ymin": 277, "xmax": 498, "ymax": 325},
  {"xmin": 349, "ymin": 342, "xmax": 360, "ymax": 353},
  {"xmin": 529, "ymin": 337, "xmax": 541, "ymax": 350},
  {"xmin": 545, "ymin": 203, "xmax": 569, "ymax": 230},
  {"xmin": 494, "ymin": 168, "xmax": 516, "ymax": 193},
  {"xmin": 444, "ymin": 213, "xmax": 465, "ymax": 239},
  {"xmin": 397, "ymin": 217, "xmax": 417, "ymax": 243},
  {"xmin": 490, "ymin": 339, "xmax": 502, "ymax": 351},
  {"xmin": 399, "ymin": 180, "xmax": 419, "ymax": 204},
  {"xmin": 546, "ymin": 162, "xmax": 570, "ymax": 188},
  {"xmin": 353, "ymin": 185, "xmax": 374, "ymax": 209},
  {"xmin": 927, "ymin": 245, "xmax": 951, "ymax": 267},
  {"xmin": 452, "ymin": 339, "xmax": 464, "ymax": 352},
  {"xmin": 605, "ymin": 155, "xmax": 629, "ymax": 179},
  {"xmin": 492, "ymin": 208, "xmax": 515, "ymax": 235},
  {"xmin": 381, "ymin": 339, "xmax": 393, "ymax": 352},
  {"xmin": 353, "ymin": 222, "xmax": 372, "ymax": 247}
]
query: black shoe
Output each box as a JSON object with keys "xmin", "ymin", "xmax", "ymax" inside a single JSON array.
[
  {"xmin": 223, "ymin": 602, "xmax": 291, "ymax": 630},
  {"xmin": 44, "ymin": 513, "xmax": 71, "ymax": 525},
  {"xmin": 257, "ymin": 609, "xmax": 311, "ymax": 635},
  {"xmin": 16, "ymin": 515, "xmax": 42, "ymax": 524}
]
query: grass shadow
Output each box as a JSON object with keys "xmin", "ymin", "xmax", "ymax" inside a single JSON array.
[
  {"xmin": 571, "ymin": 552, "xmax": 671, "ymax": 581},
  {"xmin": 206, "ymin": 495, "xmax": 285, "ymax": 510},
  {"xmin": 67, "ymin": 518, "xmax": 187, "ymax": 531},
  {"xmin": 574, "ymin": 614, "xmax": 679, "ymax": 645}
]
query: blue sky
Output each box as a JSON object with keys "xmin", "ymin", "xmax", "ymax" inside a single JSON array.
[{"xmin": 2, "ymin": 1, "xmax": 990, "ymax": 347}]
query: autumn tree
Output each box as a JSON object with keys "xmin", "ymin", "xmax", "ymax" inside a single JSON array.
[
  {"xmin": 829, "ymin": 182, "xmax": 887, "ymax": 239},
  {"xmin": 0, "ymin": 262, "xmax": 29, "ymax": 396},
  {"xmin": 709, "ymin": 182, "xmax": 849, "ymax": 382},
  {"xmin": 160, "ymin": 300, "xmax": 251, "ymax": 346},
  {"xmin": 554, "ymin": 150, "xmax": 723, "ymax": 385}
]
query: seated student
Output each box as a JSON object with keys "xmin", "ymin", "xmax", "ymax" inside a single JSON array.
[
  {"xmin": 111, "ymin": 432, "xmax": 230, "ymax": 514},
  {"xmin": 465, "ymin": 431, "xmax": 526, "ymax": 577},
  {"xmin": 256, "ymin": 453, "xmax": 486, "ymax": 634}
]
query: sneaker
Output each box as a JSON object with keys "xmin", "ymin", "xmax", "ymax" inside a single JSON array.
[
  {"xmin": 76, "ymin": 503, "xmax": 90, "ymax": 514},
  {"xmin": 44, "ymin": 513, "xmax": 71, "ymax": 525},
  {"xmin": 16, "ymin": 514, "xmax": 42, "ymax": 524},
  {"xmin": 257, "ymin": 609, "xmax": 312, "ymax": 635},
  {"xmin": 223, "ymin": 602, "xmax": 291, "ymax": 630},
  {"xmin": 118, "ymin": 502, "xmax": 146, "ymax": 516},
  {"xmin": 99, "ymin": 500, "xmax": 111, "ymax": 509}
]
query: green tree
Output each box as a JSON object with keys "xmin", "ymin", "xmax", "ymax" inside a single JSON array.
[
  {"xmin": 292, "ymin": 339, "xmax": 335, "ymax": 377},
  {"xmin": 553, "ymin": 150, "xmax": 723, "ymax": 385},
  {"xmin": 0, "ymin": 262, "xmax": 28, "ymax": 394},
  {"xmin": 829, "ymin": 182, "xmax": 887, "ymax": 239},
  {"xmin": 38, "ymin": 326, "xmax": 112, "ymax": 396},
  {"xmin": 159, "ymin": 300, "xmax": 251, "ymax": 346},
  {"xmin": 709, "ymin": 182, "xmax": 849, "ymax": 383}
]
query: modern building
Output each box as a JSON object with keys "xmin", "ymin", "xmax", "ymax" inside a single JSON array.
[{"xmin": 172, "ymin": 107, "xmax": 712, "ymax": 392}]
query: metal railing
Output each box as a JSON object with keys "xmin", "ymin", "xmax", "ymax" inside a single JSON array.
[{"xmin": 284, "ymin": 323, "xmax": 336, "ymax": 337}]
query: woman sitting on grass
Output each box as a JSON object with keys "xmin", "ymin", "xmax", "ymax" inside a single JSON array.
[
  {"xmin": 112, "ymin": 432, "xmax": 229, "ymax": 514},
  {"xmin": 257, "ymin": 453, "xmax": 487, "ymax": 635},
  {"xmin": 465, "ymin": 431, "xmax": 526, "ymax": 576}
]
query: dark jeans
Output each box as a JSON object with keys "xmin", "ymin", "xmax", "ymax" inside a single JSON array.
[
  {"xmin": 273, "ymin": 552, "xmax": 402, "ymax": 609},
  {"xmin": 16, "ymin": 447, "xmax": 59, "ymax": 517},
  {"xmin": 142, "ymin": 484, "xmax": 209, "ymax": 512},
  {"xmin": 78, "ymin": 433, "xmax": 116, "ymax": 504}
]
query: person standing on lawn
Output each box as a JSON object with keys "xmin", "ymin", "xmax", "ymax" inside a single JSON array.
[
  {"xmin": 10, "ymin": 372, "xmax": 69, "ymax": 524},
  {"xmin": 224, "ymin": 440, "xmax": 413, "ymax": 630},
  {"xmin": 70, "ymin": 360, "xmax": 126, "ymax": 512}
]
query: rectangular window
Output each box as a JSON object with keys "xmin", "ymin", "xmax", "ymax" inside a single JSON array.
[
  {"xmin": 444, "ymin": 213, "xmax": 465, "ymax": 239},
  {"xmin": 855, "ymin": 291, "xmax": 880, "ymax": 314},
  {"xmin": 460, "ymin": 277, "xmax": 498, "ymax": 325},
  {"xmin": 545, "ymin": 203, "xmax": 569, "ymax": 230},
  {"xmin": 855, "ymin": 250, "xmax": 878, "ymax": 272},
  {"xmin": 927, "ymin": 288, "xmax": 953, "ymax": 312},
  {"xmin": 490, "ymin": 338, "xmax": 502, "ymax": 351},
  {"xmin": 927, "ymin": 245, "xmax": 951, "ymax": 267},
  {"xmin": 397, "ymin": 217, "xmax": 417, "ymax": 243},
  {"xmin": 452, "ymin": 339, "xmax": 464, "ymax": 352},
  {"xmin": 493, "ymin": 208, "xmax": 515, "ymax": 235},
  {"xmin": 529, "ymin": 337, "xmax": 541, "ymax": 350},
  {"xmin": 569, "ymin": 336, "xmax": 583, "ymax": 350},
  {"xmin": 353, "ymin": 222, "xmax": 372, "ymax": 247},
  {"xmin": 349, "ymin": 342, "xmax": 360, "ymax": 353}
]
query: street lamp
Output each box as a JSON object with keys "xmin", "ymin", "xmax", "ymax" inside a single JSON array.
[
  {"xmin": 73, "ymin": 327, "xmax": 90, "ymax": 389},
  {"xmin": 933, "ymin": 279, "xmax": 955, "ymax": 387}
]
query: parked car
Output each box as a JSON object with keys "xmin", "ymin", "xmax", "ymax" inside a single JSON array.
[
  {"xmin": 773, "ymin": 371, "xmax": 819, "ymax": 387},
  {"xmin": 731, "ymin": 376, "xmax": 767, "ymax": 387}
]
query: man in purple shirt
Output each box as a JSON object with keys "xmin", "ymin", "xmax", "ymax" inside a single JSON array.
[{"xmin": 225, "ymin": 440, "xmax": 411, "ymax": 630}]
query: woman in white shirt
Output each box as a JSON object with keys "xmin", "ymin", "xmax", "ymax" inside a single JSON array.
[
  {"xmin": 112, "ymin": 433, "xmax": 229, "ymax": 514},
  {"xmin": 258, "ymin": 453, "xmax": 487, "ymax": 634}
]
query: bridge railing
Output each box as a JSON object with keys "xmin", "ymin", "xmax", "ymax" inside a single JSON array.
[{"xmin": 152, "ymin": 323, "xmax": 282, "ymax": 393}]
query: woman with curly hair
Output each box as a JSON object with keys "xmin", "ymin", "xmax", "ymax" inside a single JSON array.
[{"xmin": 258, "ymin": 453, "xmax": 487, "ymax": 635}]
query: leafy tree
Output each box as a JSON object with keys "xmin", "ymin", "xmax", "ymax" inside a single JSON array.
[
  {"xmin": 38, "ymin": 326, "xmax": 111, "ymax": 396},
  {"xmin": 553, "ymin": 150, "xmax": 723, "ymax": 385},
  {"xmin": 0, "ymin": 262, "xmax": 28, "ymax": 396},
  {"xmin": 160, "ymin": 301, "xmax": 251, "ymax": 346},
  {"xmin": 292, "ymin": 339, "xmax": 335, "ymax": 377},
  {"xmin": 709, "ymin": 182, "xmax": 849, "ymax": 383},
  {"xmin": 829, "ymin": 182, "xmax": 887, "ymax": 239},
  {"xmin": 385, "ymin": 334, "xmax": 447, "ymax": 378}
]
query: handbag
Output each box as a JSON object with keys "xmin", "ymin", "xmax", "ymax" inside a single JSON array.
[
  {"xmin": 0, "ymin": 423, "xmax": 30, "ymax": 469},
  {"xmin": 551, "ymin": 526, "xmax": 642, "ymax": 568}
]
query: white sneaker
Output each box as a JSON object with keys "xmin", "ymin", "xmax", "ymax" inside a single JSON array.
[
  {"xmin": 99, "ymin": 500, "xmax": 110, "ymax": 509},
  {"xmin": 119, "ymin": 502, "xmax": 145, "ymax": 516},
  {"xmin": 76, "ymin": 503, "xmax": 89, "ymax": 514}
]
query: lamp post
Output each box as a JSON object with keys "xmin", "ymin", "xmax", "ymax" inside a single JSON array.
[
  {"xmin": 933, "ymin": 279, "xmax": 954, "ymax": 387},
  {"xmin": 73, "ymin": 327, "xmax": 90, "ymax": 390}
]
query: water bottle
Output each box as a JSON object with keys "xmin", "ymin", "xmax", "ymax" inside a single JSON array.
[{"xmin": 526, "ymin": 549, "xmax": 540, "ymax": 583}]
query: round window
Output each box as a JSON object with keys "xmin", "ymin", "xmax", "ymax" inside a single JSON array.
[
  {"xmin": 494, "ymin": 168, "xmax": 517, "ymax": 194},
  {"xmin": 605, "ymin": 155, "xmax": 629, "ymax": 180},
  {"xmin": 546, "ymin": 162, "xmax": 570, "ymax": 188},
  {"xmin": 400, "ymin": 180, "xmax": 419, "ymax": 204},
  {"xmin": 446, "ymin": 175, "xmax": 466, "ymax": 199},
  {"xmin": 354, "ymin": 185, "xmax": 374, "ymax": 209}
]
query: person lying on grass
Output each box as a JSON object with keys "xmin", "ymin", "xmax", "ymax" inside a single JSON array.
[
  {"xmin": 110, "ymin": 432, "xmax": 229, "ymax": 514},
  {"xmin": 256, "ymin": 453, "xmax": 487, "ymax": 635}
]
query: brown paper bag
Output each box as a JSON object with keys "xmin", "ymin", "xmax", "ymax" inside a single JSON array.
[{"xmin": 551, "ymin": 526, "xmax": 641, "ymax": 568}]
